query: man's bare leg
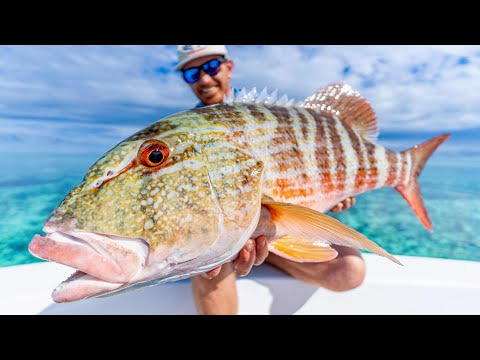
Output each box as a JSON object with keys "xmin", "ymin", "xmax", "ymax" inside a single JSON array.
[
  {"xmin": 190, "ymin": 262, "xmax": 238, "ymax": 315},
  {"xmin": 190, "ymin": 238, "xmax": 268, "ymax": 315},
  {"xmin": 265, "ymin": 245, "xmax": 366, "ymax": 292}
]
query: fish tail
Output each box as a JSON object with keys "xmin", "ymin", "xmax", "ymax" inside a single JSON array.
[{"xmin": 396, "ymin": 134, "xmax": 451, "ymax": 231}]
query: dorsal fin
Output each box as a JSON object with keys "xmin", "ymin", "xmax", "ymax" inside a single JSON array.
[
  {"xmin": 223, "ymin": 87, "xmax": 296, "ymax": 107},
  {"xmin": 300, "ymin": 83, "xmax": 379, "ymax": 142}
]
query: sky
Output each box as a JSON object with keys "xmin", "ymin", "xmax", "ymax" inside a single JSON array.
[{"xmin": 1, "ymin": 45, "xmax": 479, "ymax": 157}]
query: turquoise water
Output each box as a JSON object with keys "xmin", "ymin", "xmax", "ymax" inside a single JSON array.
[{"xmin": 1, "ymin": 153, "xmax": 479, "ymax": 267}]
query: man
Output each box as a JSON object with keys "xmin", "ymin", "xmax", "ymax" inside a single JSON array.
[
  {"xmin": 176, "ymin": 45, "xmax": 364, "ymax": 315},
  {"xmin": 175, "ymin": 45, "xmax": 239, "ymax": 108}
]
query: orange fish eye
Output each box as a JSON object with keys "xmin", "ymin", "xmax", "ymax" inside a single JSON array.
[{"xmin": 138, "ymin": 140, "xmax": 170, "ymax": 167}]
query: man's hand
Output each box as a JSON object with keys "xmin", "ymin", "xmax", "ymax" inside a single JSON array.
[
  {"xmin": 201, "ymin": 235, "xmax": 269, "ymax": 279},
  {"xmin": 200, "ymin": 197, "xmax": 356, "ymax": 280},
  {"xmin": 329, "ymin": 197, "xmax": 356, "ymax": 213}
]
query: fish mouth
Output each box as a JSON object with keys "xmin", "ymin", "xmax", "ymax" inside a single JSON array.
[{"xmin": 29, "ymin": 225, "xmax": 149, "ymax": 303}]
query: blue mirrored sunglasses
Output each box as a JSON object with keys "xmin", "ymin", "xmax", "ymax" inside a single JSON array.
[{"xmin": 182, "ymin": 58, "xmax": 226, "ymax": 84}]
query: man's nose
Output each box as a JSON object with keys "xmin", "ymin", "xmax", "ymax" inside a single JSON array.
[{"xmin": 197, "ymin": 70, "xmax": 214, "ymax": 84}]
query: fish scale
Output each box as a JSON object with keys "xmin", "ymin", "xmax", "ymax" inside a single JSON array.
[{"xmin": 217, "ymin": 104, "xmax": 398, "ymax": 212}]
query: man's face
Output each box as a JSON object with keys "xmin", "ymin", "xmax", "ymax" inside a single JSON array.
[{"xmin": 182, "ymin": 55, "xmax": 234, "ymax": 106}]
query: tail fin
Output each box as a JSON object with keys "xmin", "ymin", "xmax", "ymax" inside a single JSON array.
[{"xmin": 395, "ymin": 134, "xmax": 451, "ymax": 232}]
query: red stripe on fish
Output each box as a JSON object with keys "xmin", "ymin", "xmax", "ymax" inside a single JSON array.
[
  {"xmin": 269, "ymin": 107, "xmax": 311, "ymax": 200},
  {"xmin": 273, "ymin": 178, "xmax": 315, "ymax": 199},
  {"xmin": 328, "ymin": 118, "xmax": 346, "ymax": 192},
  {"xmin": 385, "ymin": 149, "xmax": 398, "ymax": 186},
  {"xmin": 295, "ymin": 107, "xmax": 311, "ymax": 140},
  {"xmin": 341, "ymin": 122, "xmax": 366, "ymax": 192},
  {"xmin": 313, "ymin": 113, "xmax": 335, "ymax": 194},
  {"xmin": 398, "ymin": 153, "xmax": 409, "ymax": 185},
  {"xmin": 364, "ymin": 141, "xmax": 379, "ymax": 188}
]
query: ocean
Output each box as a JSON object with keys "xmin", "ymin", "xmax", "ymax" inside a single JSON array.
[{"xmin": 1, "ymin": 152, "xmax": 479, "ymax": 267}]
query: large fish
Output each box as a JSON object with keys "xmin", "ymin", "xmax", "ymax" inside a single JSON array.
[{"xmin": 29, "ymin": 83, "xmax": 449, "ymax": 303}]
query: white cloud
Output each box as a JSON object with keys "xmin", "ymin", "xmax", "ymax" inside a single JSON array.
[
  {"xmin": 1, "ymin": 45, "xmax": 480, "ymax": 155},
  {"xmin": 0, "ymin": 45, "xmax": 196, "ymax": 118},
  {"xmin": 229, "ymin": 45, "xmax": 480, "ymax": 133},
  {"xmin": 0, "ymin": 118, "xmax": 145, "ymax": 155}
]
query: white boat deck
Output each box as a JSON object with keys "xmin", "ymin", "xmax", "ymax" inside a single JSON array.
[{"xmin": 1, "ymin": 254, "xmax": 479, "ymax": 315}]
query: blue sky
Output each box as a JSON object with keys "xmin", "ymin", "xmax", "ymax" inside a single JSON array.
[{"xmin": 1, "ymin": 45, "xmax": 479, "ymax": 157}]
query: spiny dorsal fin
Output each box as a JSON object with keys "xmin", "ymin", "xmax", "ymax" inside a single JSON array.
[
  {"xmin": 223, "ymin": 87, "xmax": 296, "ymax": 107},
  {"xmin": 301, "ymin": 83, "xmax": 379, "ymax": 142}
]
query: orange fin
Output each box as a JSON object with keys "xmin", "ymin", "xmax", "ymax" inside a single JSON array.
[
  {"xmin": 301, "ymin": 83, "xmax": 379, "ymax": 142},
  {"xmin": 262, "ymin": 200, "xmax": 402, "ymax": 265},
  {"xmin": 397, "ymin": 134, "xmax": 451, "ymax": 231},
  {"xmin": 269, "ymin": 235, "xmax": 338, "ymax": 263}
]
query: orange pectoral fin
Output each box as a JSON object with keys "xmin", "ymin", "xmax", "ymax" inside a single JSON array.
[
  {"xmin": 262, "ymin": 200, "xmax": 403, "ymax": 265},
  {"xmin": 269, "ymin": 236, "xmax": 338, "ymax": 263}
]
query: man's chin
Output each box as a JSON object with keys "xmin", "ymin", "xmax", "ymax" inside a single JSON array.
[{"xmin": 201, "ymin": 93, "xmax": 223, "ymax": 106}]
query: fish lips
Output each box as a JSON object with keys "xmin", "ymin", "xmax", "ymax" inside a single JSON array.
[
  {"xmin": 51, "ymin": 271, "xmax": 125, "ymax": 303},
  {"xmin": 28, "ymin": 229, "xmax": 150, "ymax": 300}
]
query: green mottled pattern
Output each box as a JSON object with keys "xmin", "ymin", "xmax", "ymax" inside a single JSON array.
[{"xmin": 47, "ymin": 104, "xmax": 264, "ymax": 259}]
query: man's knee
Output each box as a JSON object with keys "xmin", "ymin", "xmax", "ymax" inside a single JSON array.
[
  {"xmin": 306, "ymin": 254, "xmax": 366, "ymax": 292},
  {"xmin": 266, "ymin": 250, "xmax": 366, "ymax": 292},
  {"xmin": 321, "ymin": 254, "xmax": 366, "ymax": 291}
]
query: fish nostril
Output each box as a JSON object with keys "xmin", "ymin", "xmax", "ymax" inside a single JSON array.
[{"xmin": 106, "ymin": 170, "xmax": 114, "ymax": 177}]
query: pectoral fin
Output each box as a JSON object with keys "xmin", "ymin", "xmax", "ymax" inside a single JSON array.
[
  {"xmin": 262, "ymin": 200, "xmax": 402, "ymax": 265},
  {"xmin": 269, "ymin": 235, "xmax": 338, "ymax": 263}
]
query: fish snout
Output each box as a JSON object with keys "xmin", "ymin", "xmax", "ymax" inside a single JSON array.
[{"xmin": 28, "ymin": 231, "xmax": 149, "ymax": 284}]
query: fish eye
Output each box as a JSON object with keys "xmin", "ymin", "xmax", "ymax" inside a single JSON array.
[{"xmin": 138, "ymin": 140, "xmax": 170, "ymax": 167}]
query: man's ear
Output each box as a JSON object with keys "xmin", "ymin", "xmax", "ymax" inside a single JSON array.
[{"xmin": 226, "ymin": 60, "xmax": 234, "ymax": 78}]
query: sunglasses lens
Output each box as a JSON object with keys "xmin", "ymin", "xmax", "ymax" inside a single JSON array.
[
  {"xmin": 182, "ymin": 58, "xmax": 224, "ymax": 83},
  {"xmin": 183, "ymin": 68, "xmax": 200, "ymax": 83},
  {"xmin": 203, "ymin": 59, "xmax": 222, "ymax": 75}
]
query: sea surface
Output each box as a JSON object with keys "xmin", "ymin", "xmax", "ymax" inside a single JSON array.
[{"xmin": 1, "ymin": 153, "xmax": 479, "ymax": 267}]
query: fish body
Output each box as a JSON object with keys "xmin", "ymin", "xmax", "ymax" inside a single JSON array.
[
  {"xmin": 28, "ymin": 83, "xmax": 449, "ymax": 302},
  {"xmin": 199, "ymin": 102, "xmax": 407, "ymax": 213}
]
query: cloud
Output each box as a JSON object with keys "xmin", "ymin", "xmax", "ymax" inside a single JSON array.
[
  {"xmin": 0, "ymin": 117, "xmax": 145, "ymax": 155},
  {"xmin": 1, "ymin": 45, "xmax": 480, "ymax": 155},
  {"xmin": 229, "ymin": 45, "xmax": 480, "ymax": 133},
  {"xmin": 0, "ymin": 45, "xmax": 196, "ymax": 122}
]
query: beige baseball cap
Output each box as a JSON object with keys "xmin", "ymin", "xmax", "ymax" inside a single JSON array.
[{"xmin": 175, "ymin": 45, "xmax": 229, "ymax": 71}]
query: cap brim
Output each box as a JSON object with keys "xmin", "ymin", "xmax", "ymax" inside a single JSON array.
[{"xmin": 175, "ymin": 51, "xmax": 229, "ymax": 71}]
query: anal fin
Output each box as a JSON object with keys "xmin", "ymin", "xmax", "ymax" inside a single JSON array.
[{"xmin": 269, "ymin": 235, "xmax": 338, "ymax": 263}]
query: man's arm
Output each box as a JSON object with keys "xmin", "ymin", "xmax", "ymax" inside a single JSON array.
[{"xmin": 191, "ymin": 262, "xmax": 238, "ymax": 315}]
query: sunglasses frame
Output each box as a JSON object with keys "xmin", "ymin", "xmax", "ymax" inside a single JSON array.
[{"xmin": 182, "ymin": 57, "xmax": 227, "ymax": 84}]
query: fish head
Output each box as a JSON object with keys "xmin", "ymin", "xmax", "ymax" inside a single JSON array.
[{"xmin": 29, "ymin": 112, "xmax": 264, "ymax": 302}]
